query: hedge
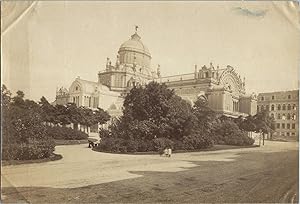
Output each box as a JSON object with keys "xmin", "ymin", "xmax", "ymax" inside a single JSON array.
[{"xmin": 45, "ymin": 126, "xmax": 89, "ymax": 140}]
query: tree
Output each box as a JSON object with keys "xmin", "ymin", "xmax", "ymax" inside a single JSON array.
[
  {"xmin": 122, "ymin": 82, "xmax": 193, "ymax": 140},
  {"xmin": 123, "ymin": 82, "xmax": 174, "ymax": 124},
  {"xmin": 252, "ymin": 110, "xmax": 276, "ymax": 145},
  {"xmin": 39, "ymin": 96, "xmax": 56, "ymax": 124},
  {"xmin": 55, "ymin": 104, "xmax": 70, "ymax": 126},
  {"xmin": 192, "ymin": 96, "xmax": 217, "ymax": 137},
  {"xmin": 2, "ymin": 85, "xmax": 11, "ymax": 108},
  {"xmin": 2, "ymin": 85, "xmax": 12, "ymax": 145},
  {"xmin": 93, "ymin": 107, "xmax": 111, "ymax": 125},
  {"xmin": 253, "ymin": 110, "xmax": 275, "ymax": 134},
  {"xmin": 63, "ymin": 103, "xmax": 79, "ymax": 129},
  {"xmin": 11, "ymin": 90, "xmax": 26, "ymax": 108},
  {"xmin": 235, "ymin": 115, "xmax": 257, "ymax": 139},
  {"xmin": 2, "ymin": 86, "xmax": 55, "ymax": 160},
  {"xmin": 98, "ymin": 82, "xmax": 213, "ymax": 152},
  {"xmin": 213, "ymin": 119, "xmax": 254, "ymax": 146}
]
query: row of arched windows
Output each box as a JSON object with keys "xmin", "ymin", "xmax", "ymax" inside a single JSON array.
[
  {"xmin": 271, "ymin": 113, "xmax": 297, "ymax": 120},
  {"xmin": 257, "ymin": 104, "xmax": 297, "ymax": 112}
]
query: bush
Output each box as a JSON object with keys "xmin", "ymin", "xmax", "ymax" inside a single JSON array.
[
  {"xmin": 182, "ymin": 133, "xmax": 213, "ymax": 150},
  {"xmin": 2, "ymin": 140, "xmax": 55, "ymax": 160},
  {"xmin": 97, "ymin": 137, "xmax": 124, "ymax": 152},
  {"xmin": 2, "ymin": 108, "xmax": 56, "ymax": 160},
  {"xmin": 95, "ymin": 83, "xmax": 220, "ymax": 153},
  {"xmin": 96, "ymin": 137, "xmax": 155, "ymax": 153},
  {"xmin": 152, "ymin": 137, "xmax": 174, "ymax": 151},
  {"xmin": 45, "ymin": 126, "xmax": 88, "ymax": 140},
  {"xmin": 213, "ymin": 120, "xmax": 254, "ymax": 146},
  {"xmin": 2, "ymin": 86, "xmax": 56, "ymax": 161}
]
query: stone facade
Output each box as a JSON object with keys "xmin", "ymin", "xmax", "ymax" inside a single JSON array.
[
  {"xmin": 257, "ymin": 90, "xmax": 299, "ymax": 140},
  {"xmin": 55, "ymin": 30, "xmax": 257, "ymax": 118},
  {"xmin": 161, "ymin": 64, "xmax": 257, "ymax": 117}
]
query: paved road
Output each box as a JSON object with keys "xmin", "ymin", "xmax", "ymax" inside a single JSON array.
[{"xmin": 1, "ymin": 140, "xmax": 298, "ymax": 203}]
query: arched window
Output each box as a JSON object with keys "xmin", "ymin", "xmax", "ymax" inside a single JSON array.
[
  {"xmin": 277, "ymin": 113, "xmax": 281, "ymax": 120},
  {"xmin": 282, "ymin": 104, "xmax": 286, "ymax": 110},
  {"xmin": 287, "ymin": 113, "xmax": 291, "ymax": 120},
  {"xmin": 271, "ymin": 104, "xmax": 275, "ymax": 111},
  {"xmin": 293, "ymin": 104, "xmax": 297, "ymax": 110},
  {"xmin": 287, "ymin": 104, "xmax": 291, "ymax": 110},
  {"xmin": 271, "ymin": 113, "xmax": 274, "ymax": 118},
  {"xmin": 277, "ymin": 104, "xmax": 281, "ymax": 111},
  {"xmin": 261, "ymin": 105, "xmax": 264, "ymax": 111},
  {"xmin": 292, "ymin": 114, "xmax": 296, "ymax": 120},
  {"xmin": 266, "ymin": 105, "xmax": 269, "ymax": 111},
  {"xmin": 282, "ymin": 114, "xmax": 286, "ymax": 120}
]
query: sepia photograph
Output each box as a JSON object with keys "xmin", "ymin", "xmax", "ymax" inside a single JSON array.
[{"xmin": 1, "ymin": 1, "xmax": 299, "ymax": 203}]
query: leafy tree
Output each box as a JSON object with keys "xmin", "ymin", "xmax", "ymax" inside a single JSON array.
[
  {"xmin": 253, "ymin": 110, "xmax": 275, "ymax": 134},
  {"xmin": 93, "ymin": 107, "xmax": 110, "ymax": 125},
  {"xmin": 192, "ymin": 96, "xmax": 217, "ymax": 136},
  {"xmin": 2, "ymin": 85, "xmax": 12, "ymax": 145},
  {"xmin": 55, "ymin": 104, "xmax": 70, "ymax": 126},
  {"xmin": 39, "ymin": 96, "xmax": 56, "ymax": 124},
  {"xmin": 98, "ymin": 82, "xmax": 213, "ymax": 152},
  {"xmin": 213, "ymin": 119, "xmax": 254, "ymax": 145},
  {"xmin": 2, "ymin": 86, "xmax": 55, "ymax": 160},
  {"xmin": 2, "ymin": 85, "xmax": 11, "ymax": 108}
]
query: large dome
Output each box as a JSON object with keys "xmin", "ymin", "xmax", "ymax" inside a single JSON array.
[
  {"xmin": 119, "ymin": 33, "xmax": 151, "ymax": 57},
  {"xmin": 118, "ymin": 32, "xmax": 152, "ymax": 70}
]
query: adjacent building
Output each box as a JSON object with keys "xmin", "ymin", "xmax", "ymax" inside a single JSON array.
[
  {"xmin": 55, "ymin": 29, "xmax": 257, "ymax": 122},
  {"xmin": 257, "ymin": 90, "xmax": 299, "ymax": 140}
]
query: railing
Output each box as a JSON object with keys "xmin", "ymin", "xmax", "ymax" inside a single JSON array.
[{"xmin": 160, "ymin": 73, "xmax": 195, "ymax": 83}]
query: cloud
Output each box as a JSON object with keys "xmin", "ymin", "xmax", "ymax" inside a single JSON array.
[{"xmin": 232, "ymin": 7, "xmax": 267, "ymax": 18}]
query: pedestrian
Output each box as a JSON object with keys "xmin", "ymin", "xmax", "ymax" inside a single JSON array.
[
  {"xmin": 167, "ymin": 147, "xmax": 172, "ymax": 157},
  {"xmin": 163, "ymin": 147, "xmax": 168, "ymax": 157}
]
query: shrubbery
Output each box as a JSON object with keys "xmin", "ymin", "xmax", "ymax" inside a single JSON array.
[
  {"xmin": 2, "ymin": 140, "xmax": 55, "ymax": 160},
  {"xmin": 95, "ymin": 82, "xmax": 258, "ymax": 153},
  {"xmin": 95, "ymin": 82, "xmax": 214, "ymax": 153},
  {"xmin": 2, "ymin": 86, "xmax": 56, "ymax": 160},
  {"xmin": 182, "ymin": 132, "xmax": 214, "ymax": 150},
  {"xmin": 1, "ymin": 87, "xmax": 56, "ymax": 160},
  {"xmin": 45, "ymin": 126, "xmax": 88, "ymax": 140},
  {"xmin": 213, "ymin": 119, "xmax": 254, "ymax": 146},
  {"xmin": 2, "ymin": 85, "xmax": 111, "ymax": 160}
]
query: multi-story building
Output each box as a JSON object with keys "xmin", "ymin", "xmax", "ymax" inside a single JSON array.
[
  {"xmin": 55, "ymin": 28, "xmax": 257, "ymax": 120},
  {"xmin": 257, "ymin": 90, "xmax": 299, "ymax": 140}
]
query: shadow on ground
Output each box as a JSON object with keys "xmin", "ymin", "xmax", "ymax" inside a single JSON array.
[{"xmin": 2, "ymin": 150, "xmax": 298, "ymax": 203}]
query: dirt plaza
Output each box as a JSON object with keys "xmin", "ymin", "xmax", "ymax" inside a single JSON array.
[{"xmin": 1, "ymin": 140, "xmax": 298, "ymax": 203}]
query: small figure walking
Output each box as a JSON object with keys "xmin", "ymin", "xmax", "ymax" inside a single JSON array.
[
  {"xmin": 167, "ymin": 147, "xmax": 172, "ymax": 157},
  {"xmin": 163, "ymin": 148, "xmax": 168, "ymax": 156}
]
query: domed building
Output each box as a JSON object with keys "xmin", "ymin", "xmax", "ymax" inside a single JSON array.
[
  {"xmin": 55, "ymin": 28, "xmax": 257, "ymax": 125},
  {"xmin": 55, "ymin": 29, "xmax": 159, "ymax": 116},
  {"xmin": 97, "ymin": 30, "xmax": 158, "ymax": 93},
  {"xmin": 118, "ymin": 32, "xmax": 151, "ymax": 70}
]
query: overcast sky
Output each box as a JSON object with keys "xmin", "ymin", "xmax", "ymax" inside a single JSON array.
[{"xmin": 2, "ymin": 1, "xmax": 299, "ymax": 101}]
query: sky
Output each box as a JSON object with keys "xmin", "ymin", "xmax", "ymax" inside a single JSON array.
[{"xmin": 2, "ymin": 1, "xmax": 300, "ymax": 101}]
